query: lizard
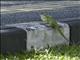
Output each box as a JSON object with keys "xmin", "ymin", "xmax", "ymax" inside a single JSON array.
[{"xmin": 40, "ymin": 15, "xmax": 68, "ymax": 41}]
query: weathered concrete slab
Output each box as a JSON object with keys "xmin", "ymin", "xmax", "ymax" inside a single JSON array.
[
  {"xmin": 1, "ymin": 1, "xmax": 80, "ymax": 13},
  {"xmin": 6, "ymin": 22, "xmax": 69, "ymax": 50},
  {"xmin": 1, "ymin": 1, "xmax": 80, "ymax": 52},
  {"xmin": 1, "ymin": 1, "xmax": 80, "ymax": 26}
]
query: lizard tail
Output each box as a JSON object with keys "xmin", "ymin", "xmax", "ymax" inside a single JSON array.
[{"xmin": 57, "ymin": 28, "xmax": 69, "ymax": 41}]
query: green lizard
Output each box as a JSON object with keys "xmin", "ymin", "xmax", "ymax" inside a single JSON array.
[{"xmin": 40, "ymin": 15, "xmax": 68, "ymax": 41}]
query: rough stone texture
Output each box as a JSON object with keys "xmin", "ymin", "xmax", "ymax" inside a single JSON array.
[
  {"xmin": 1, "ymin": 1, "xmax": 80, "ymax": 25},
  {"xmin": 1, "ymin": 1, "xmax": 80, "ymax": 51},
  {"xmin": 6, "ymin": 22, "xmax": 69, "ymax": 50}
]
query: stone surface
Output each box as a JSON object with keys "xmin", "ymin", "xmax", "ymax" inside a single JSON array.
[
  {"xmin": 6, "ymin": 22, "xmax": 70, "ymax": 50},
  {"xmin": 1, "ymin": 1, "xmax": 80, "ymax": 26}
]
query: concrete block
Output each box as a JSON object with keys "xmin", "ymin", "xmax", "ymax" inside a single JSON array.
[{"xmin": 6, "ymin": 22, "xmax": 70, "ymax": 50}]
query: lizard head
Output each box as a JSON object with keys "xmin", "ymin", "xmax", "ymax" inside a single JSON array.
[{"xmin": 40, "ymin": 15, "xmax": 49, "ymax": 23}]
